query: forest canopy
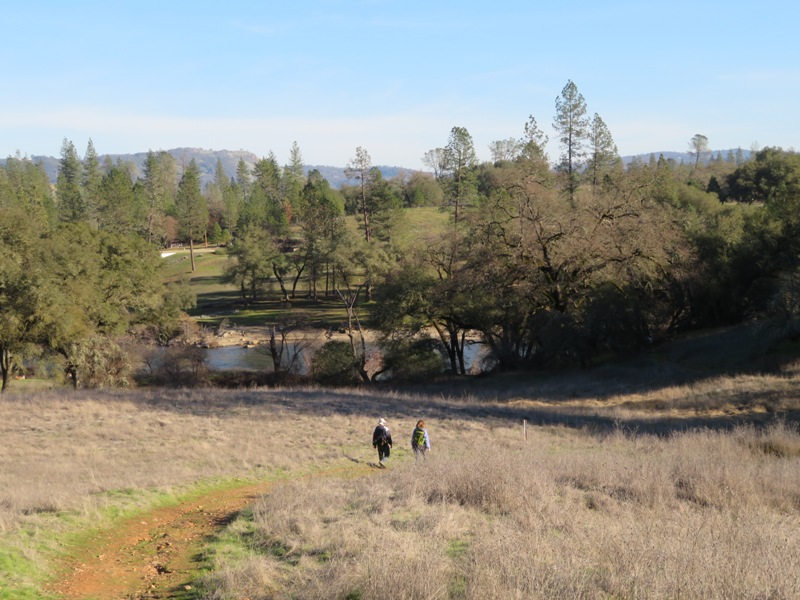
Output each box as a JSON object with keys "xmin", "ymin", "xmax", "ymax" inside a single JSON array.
[{"xmin": 2, "ymin": 81, "xmax": 799, "ymax": 390}]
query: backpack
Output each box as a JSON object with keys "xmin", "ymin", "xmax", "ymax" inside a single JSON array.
[
  {"xmin": 413, "ymin": 427, "xmax": 426, "ymax": 448},
  {"xmin": 375, "ymin": 425, "xmax": 389, "ymax": 445}
]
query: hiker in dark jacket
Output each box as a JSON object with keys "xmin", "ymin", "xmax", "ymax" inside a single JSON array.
[
  {"xmin": 372, "ymin": 418, "xmax": 393, "ymax": 468},
  {"xmin": 411, "ymin": 419, "xmax": 431, "ymax": 462}
]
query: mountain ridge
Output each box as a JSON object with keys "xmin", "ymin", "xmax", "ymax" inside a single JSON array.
[{"xmin": 2, "ymin": 147, "xmax": 750, "ymax": 189}]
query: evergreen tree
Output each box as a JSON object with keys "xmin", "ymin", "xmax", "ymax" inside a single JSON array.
[
  {"xmin": 442, "ymin": 126, "xmax": 478, "ymax": 224},
  {"xmin": 97, "ymin": 161, "xmax": 138, "ymax": 235},
  {"xmin": 283, "ymin": 141, "xmax": 306, "ymax": 222},
  {"xmin": 235, "ymin": 158, "xmax": 251, "ymax": 196},
  {"xmin": 141, "ymin": 150, "xmax": 177, "ymax": 245},
  {"xmin": 520, "ymin": 115, "xmax": 549, "ymax": 162},
  {"xmin": 247, "ymin": 153, "xmax": 287, "ymax": 233},
  {"xmin": 587, "ymin": 113, "xmax": 620, "ymax": 188},
  {"xmin": 223, "ymin": 223, "xmax": 277, "ymax": 304},
  {"xmin": 299, "ymin": 169, "xmax": 346, "ymax": 300},
  {"xmin": 0, "ymin": 206, "xmax": 43, "ymax": 391},
  {"xmin": 57, "ymin": 138, "xmax": 86, "ymax": 222},
  {"xmin": 82, "ymin": 138, "xmax": 103, "ymax": 225},
  {"xmin": 344, "ymin": 146, "xmax": 375, "ymax": 242},
  {"xmin": 553, "ymin": 80, "xmax": 589, "ymax": 204},
  {"xmin": 175, "ymin": 159, "xmax": 208, "ymax": 271},
  {"xmin": 205, "ymin": 158, "xmax": 229, "ymax": 239},
  {"xmin": 2, "ymin": 155, "xmax": 55, "ymax": 227}
]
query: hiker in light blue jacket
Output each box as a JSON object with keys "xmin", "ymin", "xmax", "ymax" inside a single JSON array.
[{"xmin": 411, "ymin": 419, "xmax": 431, "ymax": 462}]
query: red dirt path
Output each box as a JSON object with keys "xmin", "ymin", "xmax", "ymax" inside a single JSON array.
[
  {"xmin": 51, "ymin": 481, "xmax": 273, "ymax": 599},
  {"xmin": 50, "ymin": 463, "xmax": 375, "ymax": 599}
]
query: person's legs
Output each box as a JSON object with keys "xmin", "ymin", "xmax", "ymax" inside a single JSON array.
[{"xmin": 378, "ymin": 444, "xmax": 390, "ymax": 467}]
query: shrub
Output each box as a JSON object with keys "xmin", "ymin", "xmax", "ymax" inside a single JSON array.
[
  {"xmin": 65, "ymin": 336, "xmax": 132, "ymax": 388},
  {"xmin": 311, "ymin": 341, "xmax": 359, "ymax": 386},
  {"xmin": 381, "ymin": 337, "xmax": 446, "ymax": 382},
  {"xmin": 158, "ymin": 343, "xmax": 209, "ymax": 387}
]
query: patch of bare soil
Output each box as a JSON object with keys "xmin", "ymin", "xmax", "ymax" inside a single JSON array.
[
  {"xmin": 51, "ymin": 464, "xmax": 374, "ymax": 599},
  {"xmin": 51, "ymin": 482, "xmax": 272, "ymax": 599}
]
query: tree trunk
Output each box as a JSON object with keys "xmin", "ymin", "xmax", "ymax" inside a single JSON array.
[
  {"xmin": 268, "ymin": 325, "xmax": 282, "ymax": 373},
  {"xmin": 66, "ymin": 362, "xmax": 78, "ymax": 389},
  {"xmin": 337, "ymin": 286, "xmax": 371, "ymax": 383},
  {"xmin": 456, "ymin": 330, "xmax": 467, "ymax": 375},
  {"xmin": 250, "ymin": 267, "xmax": 257, "ymax": 303},
  {"xmin": 273, "ymin": 264, "xmax": 289, "ymax": 301},
  {"xmin": 189, "ymin": 237, "xmax": 196, "ymax": 272},
  {"xmin": 290, "ymin": 261, "xmax": 306, "ymax": 299},
  {"xmin": 0, "ymin": 346, "xmax": 9, "ymax": 393}
]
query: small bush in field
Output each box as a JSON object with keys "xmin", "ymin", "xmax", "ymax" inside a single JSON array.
[
  {"xmin": 158, "ymin": 343, "xmax": 209, "ymax": 387},
  {"xmin": 66, "ymin": 336, "xmax": 132, "ymax": 388}
]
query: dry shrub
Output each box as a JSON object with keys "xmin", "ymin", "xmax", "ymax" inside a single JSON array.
[
  {"xmin": 243, "ymin": 476, "xmax": 461, "ymax": 600},
  {"xmin": 200, "ymin": 555, "xmax": 282, "ymax": 600},
  {"xmin": 741, "ymin": 420, "xmax": 800, "ymax": 458}
]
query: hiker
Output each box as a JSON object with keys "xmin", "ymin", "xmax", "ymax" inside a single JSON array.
[
  {"xmin": 411, "ymin": 419, "xmax": 431, "ymax": 462},
  {"xmin": 372, "ymin": 418, "xmax": 393, "ymax": 468}
]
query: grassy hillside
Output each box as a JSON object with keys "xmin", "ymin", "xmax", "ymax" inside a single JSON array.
[{"xmin": 2, "ymin": 364, "xmax": 800, "ymax": 598}]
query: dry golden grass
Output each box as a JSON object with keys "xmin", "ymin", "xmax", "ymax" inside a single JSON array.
[
  {"xmin": 204, "ymin": 422, "xmax": 800, "ymax": 599},
  {"xmin": 2, "ymin": 364, "xmax": 800, "ymax": 598}
]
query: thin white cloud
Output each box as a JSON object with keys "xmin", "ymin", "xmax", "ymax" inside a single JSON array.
[{"xmin": 716, "ymin": 69, "xmax": 800, "ymax": 85}]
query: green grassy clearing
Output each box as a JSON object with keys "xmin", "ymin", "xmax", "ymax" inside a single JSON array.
[
  {"xmin": 390, "ymin": 206, "xmax": 451, "ymax": 252},
  {"xmin": 151, "ymin": 207, "xmax": 452, "ymax": 334}
]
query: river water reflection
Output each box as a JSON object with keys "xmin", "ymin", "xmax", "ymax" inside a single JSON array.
[
  {"xmin": 204, "ymin": 346, "xmax": 281, "ymax": 371},
  {"xmin": 202, "ymin": 340, "xmax": 485, "ymax": 374}
]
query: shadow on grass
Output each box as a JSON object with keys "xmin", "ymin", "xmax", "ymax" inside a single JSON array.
[
  {"xmin": 46, "ymin": 321, "xmax": 800, "ymax": 438},
  {"xmin": 102, "ymin": 358, "xmax": 800, "ymax": 439}
]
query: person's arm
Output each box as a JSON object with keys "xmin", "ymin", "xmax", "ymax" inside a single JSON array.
[{"xmin": 424, "ymin": 430, "xmax": 430, "ymax": 450}]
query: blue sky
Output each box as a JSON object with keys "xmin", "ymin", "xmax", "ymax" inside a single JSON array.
[{"xmin": 1, "ymin": 0, "xmax": 797, "ymax": 168}]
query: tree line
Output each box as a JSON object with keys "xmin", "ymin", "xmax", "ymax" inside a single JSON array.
[{"xmin": 2, "ymin": 79, "xmax": 800, "ymax": 389}]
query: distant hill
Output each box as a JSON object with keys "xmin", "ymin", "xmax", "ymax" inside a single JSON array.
[
  {"xmin": 3, "ymin": 147, "xmax": 751, "ymax": 189},
  {"xmin": 2, "ymin": 148, "xmax": 413, "ymax": 189},
  {"xmin": 621, "ymin": 149, "xmax": 752, "ymax": 166}
]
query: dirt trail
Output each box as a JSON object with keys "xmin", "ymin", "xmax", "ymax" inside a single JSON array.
[
  {"xmin": 50, "ymin": 464, "xmax": 374, "ymax": 599},
  {"xmin": 51, "ymin": 482, "xmax": 271, "ymax": 599}
]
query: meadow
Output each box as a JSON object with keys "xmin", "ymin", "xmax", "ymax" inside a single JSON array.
[
  {"xmin": 2, "ymin": 356, "xmax": 800, "ymax": 599},
  {"xmin": 159, "ymin": 207, "xmax": 450, "ymax": 330}
]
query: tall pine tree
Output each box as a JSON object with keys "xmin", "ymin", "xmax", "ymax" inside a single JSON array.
[
  {"xmin": 553, "ymin": 80, "xmax": 589, "ymax": 205},
  {"xmin": 587, "ymin": 113, "xmax": 619, "ymax": 188},
  {"xmin": 175, "ymin": 159, "xmax": 208, "ymax": 272},
  {"xmin": 57, "ymin": 138, "xmax": 86, "ymax": 222}
]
